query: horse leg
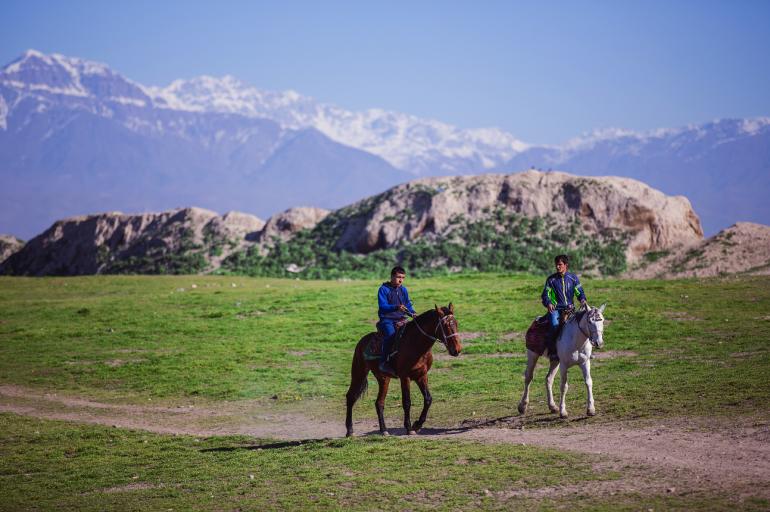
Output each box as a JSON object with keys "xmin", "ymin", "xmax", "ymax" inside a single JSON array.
[
  {"xmin": 545, "ymin": 358, "xmax": 560, "ymax": 413},
  {"xmin": 374, "ymin": 373, "xmax": 391, "ymax": 435},
  {"xmin": 400, "ymin": 377, "xmax": 415, "ymax": 435},
  {"xmin": 518, "ymin": 350, "xmax": 538, "ymax": 414},
  {"xmin": 580, "ymin": 359, "xmax": 596, "ymax": 416},
  {"xmin": 558, "ymin": 363, "xmax": 570, "ymax": 418},
  {"xmin": 345, "ymin": 356, "xmax": 369, "ymax": 437},
  {"xmin": 411, "ymin": 376, "xmax": 432, "ymax": 432}
]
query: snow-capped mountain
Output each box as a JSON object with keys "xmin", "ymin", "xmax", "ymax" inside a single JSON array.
[
  {"xmin": 0, "ymin": 50, "xmax": 411, "ymax": 239},
  {"xmin": 145, "ymin": 74, "xmax": 529, "ymax": 174},
  {"xmin": 1, "ymin": 49, "xmax": 768, "ymax": 239}
]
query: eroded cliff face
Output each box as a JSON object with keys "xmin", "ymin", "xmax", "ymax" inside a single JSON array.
[
  {"xmin": 328, "ymin": 170, "xmax": 703, "ymax": 261},
  {"xmin": 0, "ymin": 208, "xmax": 265, "ymax": 276}
]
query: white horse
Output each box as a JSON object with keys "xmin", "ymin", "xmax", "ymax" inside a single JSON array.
[{"xmin": 518, "ymin": 304, "xmax": 606, "ymax": 418}]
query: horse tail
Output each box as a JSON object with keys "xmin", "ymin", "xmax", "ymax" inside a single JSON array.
[
  {"xmin": 351, "ymin": 373, "xmax": 368, "ymax": 402},
  {"xmin": 347, "ymin": 335, "xmax": 371, "ymax": 403}
]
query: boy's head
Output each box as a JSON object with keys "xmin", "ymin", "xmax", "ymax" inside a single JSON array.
[
  {"xmin": 390, "ymin": 266, "xmax": 406, "ymax": 287},
  {"xmin": 554, "ymin": 254, "xmax": 569, "ymax": 275}
]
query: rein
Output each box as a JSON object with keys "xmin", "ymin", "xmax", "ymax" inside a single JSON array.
[{"xmin": 408, "ymin": 312, "xmax": 458, "ymax": 348}]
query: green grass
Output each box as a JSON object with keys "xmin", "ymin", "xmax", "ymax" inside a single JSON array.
[
  {"xmin": 0, "ymin": 413, "xmax": 605, "ymax": 511},
  {"xmin": 0, "ymin": 414, "xmax": 768, "ymax": 511},
  {"xmin": 0, "ymin": 274, "xmax": 768, "ymax": 422},
  {"xmin": 3, "ymin": 413, "xmax": 766, "ymax": 512},
  {"xmin": 1, "ymin": 274, "xmax": 769, "ymax": 510}
]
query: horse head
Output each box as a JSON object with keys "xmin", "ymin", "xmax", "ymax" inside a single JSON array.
[
  {"xmin": 435, "ymin": 302, "xmax": 462, "ymax": 357},
  {"xmin": 586, "ymin": 303, "xmax": 606, "ymax": 349}
]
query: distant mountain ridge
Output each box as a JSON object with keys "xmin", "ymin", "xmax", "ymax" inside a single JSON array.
[
  {"xmin": 0, "ymin": 50, "xmax": 410, "ymax": 239},
  {"xmin": 2, "ymin": 50, "xmax": 769, "ymax": 240}
]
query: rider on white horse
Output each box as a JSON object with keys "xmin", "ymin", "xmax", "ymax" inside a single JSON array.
[{"xmin": 542, "ymin": 254, "xmax": 587, "ymax": 362}]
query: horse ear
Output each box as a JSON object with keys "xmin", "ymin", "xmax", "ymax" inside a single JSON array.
[
  {"xmin": 448, "ymin": 302, "xmax": 454, "ymax": 314},
  {"xmin": 435, "ymin": 304, "xmax": 443, "ymax": 316},
  {"xmin": 598, "ymin": 303, "xmax": 606, "ymax": 314}
]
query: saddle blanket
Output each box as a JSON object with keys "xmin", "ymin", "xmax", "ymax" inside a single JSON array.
[
  {"xmin": 363, "ymin": 332, "xmax": 385, "ymax": 361},
  {"xmin": 525, "ymin": 316, "xmax": 550, "ymax": 355}
]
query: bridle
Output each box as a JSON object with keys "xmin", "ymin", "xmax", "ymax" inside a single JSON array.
[
  {"xmin": 578, "ymin": 309, "xmax": 603, "ymax": 348},
  {"xmin": 409, "ymin": 312, "xmax": 459, "ymax": 349}
]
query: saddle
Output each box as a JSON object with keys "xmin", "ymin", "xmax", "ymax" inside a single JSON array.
[
  {"xmin": 525, "ymin": 308, "xmax": 582, "ymax": 356},
  {"xmin": 363, "ymin": 319, "xmax": 408, "ymax": 361}
]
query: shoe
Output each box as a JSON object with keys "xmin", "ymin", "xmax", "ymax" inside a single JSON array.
[{"xmin": 378, "ymin": 361, "xmax": 397, "ymax": 377}]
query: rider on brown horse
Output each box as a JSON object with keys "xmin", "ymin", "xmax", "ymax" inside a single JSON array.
[
  {"xmin": 377, "ymin": 266, "xmax": 416, "ymax": 376},
  {"xmin": 542, "ymin": 254, "xmax": 587, "ymax": 362}
]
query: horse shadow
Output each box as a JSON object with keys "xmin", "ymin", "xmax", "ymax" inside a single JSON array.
[
  {"xmin": 199, "ymin": 411, "xmax": 594, "ymax": 453},
  {"xmin": 356, "ymin": 410, "xmax": 579, "ymax": 438},
  {"xmin": 200, "ymin": 438, "xmax": 334, "ymax": 452}
]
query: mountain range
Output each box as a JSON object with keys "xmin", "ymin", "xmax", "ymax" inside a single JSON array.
[{"xmin": 2, "ymin": 50, "xmax": 768, "ymax": 240}]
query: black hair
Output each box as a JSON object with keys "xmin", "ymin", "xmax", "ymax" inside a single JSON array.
[
  {"xmin": 554, "ymin": 254, "xmax": 569, "ymax": 265},
  {"xmin": 391, "ymin": 266, "xmax": 406, "ymax": 276}
]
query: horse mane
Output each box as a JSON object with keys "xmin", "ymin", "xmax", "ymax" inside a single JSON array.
[{"xmin": 403, "ymin": 308, "xmax": 441, "ymax": 335}]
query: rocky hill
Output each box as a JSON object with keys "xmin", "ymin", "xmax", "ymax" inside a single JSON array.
[
  {"xmin": 222, "ymin": 170, "xmax": 707, "ymax": 278},
  {"xmin": 628, "ymin": 222, "xmax": 770, "ymax": 279},
  {"xmin": 4, "ymin": 170, "xmax": 707, "ymax": 277},
  {"xmin": 0, "ymin": 208, "xmax": 261, "ymax": 276},
  {"xmin": 325, "ymin": 170, "xmax": 702, "ymax": 260}
]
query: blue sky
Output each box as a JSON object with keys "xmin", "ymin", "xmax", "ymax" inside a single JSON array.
[{"xmin": 1, "ymin": 0, "xmax": 769, "ymax": 143}]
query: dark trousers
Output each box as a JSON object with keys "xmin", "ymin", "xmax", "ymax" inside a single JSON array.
[{"xmin": 378, "ymin": 320, "xmax": 397, "ymax": 363}]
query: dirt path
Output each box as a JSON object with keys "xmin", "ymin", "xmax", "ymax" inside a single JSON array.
[{"xmin": 2, "ymin": 384, "xmax": 769, "ymax": 500}]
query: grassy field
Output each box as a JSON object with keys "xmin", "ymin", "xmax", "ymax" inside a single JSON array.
[{"xmin": 1, "ymin": 274, "xmax": 769, "ymax": 510}]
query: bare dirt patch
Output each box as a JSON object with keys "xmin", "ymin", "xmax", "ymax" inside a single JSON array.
[
  {"xmin": 97, "ymin": 482, "xmax": 163, "ymax": 494},
  {"xmin": 104, "ymin": 359, "xmax": 148, "ymax": 367},
  {"xmin": 591, "ymin": 350, "xmax": 637, "ymax": 360},
  {"xmin": 662, "ymin": 311, "xmax": 701, "ymax": 322}
]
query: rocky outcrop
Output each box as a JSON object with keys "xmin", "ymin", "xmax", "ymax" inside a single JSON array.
[
  {"xmin": 258, "ymin": 207, "xmax": 330, "ymax": 244},
  {"xmin": 0, "ymin": 170, "xmax": 710, "ymax": 276},
  {"xmin": 0, "ymin": 235, "xmax": 24, "ymax": 263},
  {"xmin": 327, "ymin": 170, "xmax": 703, "ymax": 261},
  {"xmin": 628, "ymin": 222, "xmax": 770, "ymax": 279},
  {"xmin": 0, "ymin": 208, "xmax": 265, "ymax": 276}
]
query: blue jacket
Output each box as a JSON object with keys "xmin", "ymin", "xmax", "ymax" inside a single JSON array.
[
  {"xmin": 378, "ymin": 282, "xmax": 415, "ymax": 321},
  {"xmin": 542, "ymin": 272, "xmax": 586, "ymax": 309}
]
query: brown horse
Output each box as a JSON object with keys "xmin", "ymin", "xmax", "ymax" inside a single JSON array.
[{"xmin": 345, "ymin": 303, "xmax": 462, "ymax": 437}]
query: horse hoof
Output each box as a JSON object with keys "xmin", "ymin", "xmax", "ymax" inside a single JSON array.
[
  {"xmin": 408, "ymin": 430, "xmax": 417, "ymax": 436},
  {"xmin": 549, "ymin": 405, "xmax": 559, "ymax": 414},
  {"xmin": 517, "ymin": 403, "xmax": 527, "ymax": 415},
  {"xmin": 381, "ymin": 431, "xmax": 390, "ymax": 437},
  {"xmin": 345, "ymin": 431, "xmax": 353, "ymax": 437},
  {"xmin": 560, "ymin": 412, "xmax": 568, "ymax": 419},
  {"xmin": 587, "ymin": 408, "xmax": 596, "ymax": 417}
]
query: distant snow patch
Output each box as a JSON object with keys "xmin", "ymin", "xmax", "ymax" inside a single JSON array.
[{"xmin": 0, "ymin": 95, "xmax": 7, "ymax": 130}]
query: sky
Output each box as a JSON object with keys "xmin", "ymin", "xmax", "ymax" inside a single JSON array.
[{"xmin": 1, "ymin": 0, "xmax": 769, "ymax": 143}]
